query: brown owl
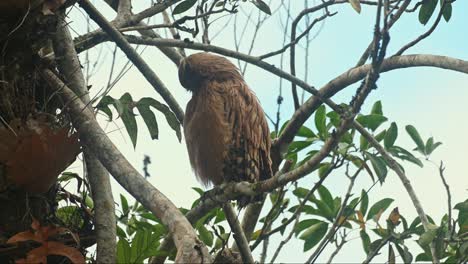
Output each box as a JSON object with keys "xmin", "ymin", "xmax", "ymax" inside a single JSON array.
[{"xmin": 179, "ymin": 52, "xmax": 272, "ymax": 206}]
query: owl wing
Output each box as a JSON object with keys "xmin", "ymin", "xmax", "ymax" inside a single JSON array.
[{"xmin": 222, "ymin": 80, "xmax": 272, "ymax": 184}]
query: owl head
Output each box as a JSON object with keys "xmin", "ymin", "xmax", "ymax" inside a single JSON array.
[{"xmin": 178, "ymin": 52, "xmax": 242, "ymax": 91}]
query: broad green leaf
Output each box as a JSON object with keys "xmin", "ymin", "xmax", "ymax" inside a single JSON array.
[
  {"xmin": 293, "ymin": 187, "xmax": 311, "ymax": 200},
  {"xmin": 315, "ymin": 105, "xmax": 327, "ymax": 139},
  {"xmin": 318, "ymin": 162, "xmax": 332, "ymax": 178},
  {"xmin": 375, "ymin": 129, "xmax": 387, "ymax": 142},
  {"xmin": 312, "ymin": 197, "xmax": 335, "ymax": 222},
  {"xmin": 136, "ymin": 102, "xmax": 159, "ymax": 140},
  {"xmin": 384, "ymin": 122, "xmax": 398, "ymax": 149},
  {"xmin": 117, "ymin": 238, "xmax": 131, "ymax": 263},
  {"xmin": 366, "ymin": 153, "xmax": 388, "ymax": 183},
  {"xmin": 253, "ymin": 0, "xmax": 272, "ymax": 15},
  {"xmin": 405, "ymin": 125, "xmax": 426, "ymax": 154},
  {"xmin": 356, "ymin": 114, "xmax": 388, "ymax": 131},
  {"xmin": 326, "ymin": 111, "xmax": 341, "ymax": 127},
  {"xmin": 198, "ymin": 225, "xmax": 214, "ymax": 247},
  {"xmin": 172, "ymin": 0, "xmax": 197, "ymax": 15},
  {"xmin": 454, "ymin": 199, "xmax": 468, "ymax": 233},
  {"xmin": 96, "ymin": 96, "xmax": 114, "ymax": 120},
  {"xmin": 138, "ymin": 98, "xmax": 182, "ymax": 142},
  {"xmin": 415, "ymin": 252, "xmax": 432, "ymax": 262},
  {"xmin": 360, "ymin": 230, "xmax": 371, "ymax": 254},
  {"xmin": 367, "ymin": 198, "xmax": 394, "ymax": 221},
  {"xmin": 442, "ymin": 2, "xmax": 452, "ymax": 22},
  {"xmin": 371, "ymin": 101, "xmax": 383, "ymax": 115},
  {"xmin": 299, "ymin": 222, "xmax": 329, "ymax": 251},
  {"xmin": 130, "ymin": 229, "xmax": 160, "ymax": 262},
  {"xmin": 425, "ymin": 137, "xmax": 442, "ymax": 155},
  {"xmin": 348, "ymin": 0, "xmax": 361, "ymax": 14},
  {"xmin": 360, "ymin": 189, "xmax": 369, "ymax": 217},
  {"xmin": 318, "ymin": 185, "xmax": 334, "ymax": 211},
  {"xmin": 419, "ymin": 0, "xmax": 437, "ymax": 25},
  {"xmin": 294, "ymin": 219, "xmax": 321, "ymax": 236},
  {"xmin": 395, "ymin": 244, "xmax": 413, "ymax": 264},
  {"xmin": 418, "ymin": 224, "xmax": 439, "ymax": 247},
  {"xmin": 388, "ymin": 146, "xmax": 423, "ymax": 167},
  {"xmin": 297, "ymin": 126, "xmax": 317, "ymax": 138}
]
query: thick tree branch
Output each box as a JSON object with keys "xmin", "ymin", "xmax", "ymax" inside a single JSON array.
[
  {"xmin": 78, "ymin": 0, "xmax": 184, "ymax": 123},
  {"xmin": 52, "ymin": 10, "xmax": 117, "ymax": 263},
  {"xmin": 41, "ymin": 69, "xmax": 211, "ymax": 263}
]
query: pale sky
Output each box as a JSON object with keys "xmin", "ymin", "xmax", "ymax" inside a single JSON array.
[{"xmin": 67, "ymin": 1, "xmax": 467, "ymax": 262}]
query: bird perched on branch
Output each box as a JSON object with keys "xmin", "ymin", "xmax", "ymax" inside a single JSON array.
[{"xmin": 179, "ymin": 52, "xmax": 272, "ymax": 207}]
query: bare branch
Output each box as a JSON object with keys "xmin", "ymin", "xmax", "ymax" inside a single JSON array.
[{"xmin": 394, "ymin": 1, "xmax": 447, "ymax": 56}]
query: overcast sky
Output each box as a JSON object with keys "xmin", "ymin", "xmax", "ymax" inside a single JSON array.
[{"xmin": 67, "ymin": 1, "xmax": 467, "ymax": 262}]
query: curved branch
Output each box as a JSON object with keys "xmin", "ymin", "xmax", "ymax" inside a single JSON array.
[{"xmin": 42, "ymin": 69, "xmax": 212, "ymax": 263}]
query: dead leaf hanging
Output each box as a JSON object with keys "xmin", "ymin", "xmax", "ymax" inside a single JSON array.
[{"xmin": 0, "ymin": 117, "xmax": 81, "ymax": 193}]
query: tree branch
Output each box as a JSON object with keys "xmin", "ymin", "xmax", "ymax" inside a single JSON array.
[
  {"xmin": 41, "ymin": 69, "xmax": 211, "ymax": 263},
  {"xmin": 223, "ymin": 203, "xmax": 254, "ymax": 264},
  {"xmin": 52, "ymin": 9, "xmax": 117, "ymax": 263}
]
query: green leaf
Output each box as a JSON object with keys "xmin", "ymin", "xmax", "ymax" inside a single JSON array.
[
  {"xmin": 360, "ymin": 230, "xmax": 371, "ymax": 254},
  {"xmin": 367, "ymin": 198, "xmax": 394, "ymax": 221},
  {"xmin": 121, "ymin": 194, "xmax": 129, "ymax": 215},
  {"xmin": 366, "ymin": 153, "xmax": 388, "ymax": 183},
  {"xmin": 294, "ymin": 219, "xmax": 321, "ymax": 236},
  {"xmin": 293, "ymin": 187, "xmax": 311, "ymax": 201},
  {"xmin": 318, "ymin": 185, "xmax": 335, "ymax": 212},
  {"xmin": 326, "ymin": 111, "xmax": 341, "ymax": 127},
  {"xmin": 425, "ymin": 137, "xmax": 442, "ymax": 155},
  {"xmin": 136, "ymin": 102, "xmax": 159, "ymax": 140},
  {"xmin": 360, "ymin": 135, "xmax": 369, "ymax": 150},
  {"xmin": 395, "ymin": 244, "xmax": 413, "ymax": 264},
  {"xmin": 172, "ymin": 0, "xmax": 197, "ymax": 15},
  {"xmin": 454, "ymin": 199, "xmax": 468, "ymax": 233},
  {"xmin": 297, "ymin": 126, "xmax": 317, "ymax": 138},
  {"xmin": 299, "ymin": 222, "xmax": 329, "ymax": 251},
  {"xmin": 318, "ymin": 163, "xmax": 332, "ymax": 178},
  {"xmin": 315, "ymin": 105, "xmax": 327, "ymax": 139},
  {"xmin": 388, "ymin": 244, "xmax": 396, "ymax": 264},
  {"xmin": 371, "ymin": 101, "xmax": 383, "ymax": 115},
  {"xmin": 198, "ymin": 225, "xmax": 214, "ymax": 247},
  {"xmin": 138, "ymin": 98, "xmax": 182, "ymax": 142},
  {"xmin": 253, "ymin": 0, "xmax": 271, "ymax": 15},
  {"xmin": 415, "ymin": 252, "xmax": 432, "ymax": 262},
  {"xmin": 348, "ymin": 0, "xmax": 361, "ymax": 13},
  {"xmin": 130, "ymin": 229, "xmax": 160, "ymax": 262},
  {"xmin": 418, "ymin": 224, "xmax": 439, "ymax": 247},
  {"xmin": 96, "ymin": 96, "xmax": 115, "ymax": 120},
  {"xmin": 442, "ymin": 2, "xmax": 452, "ymax": 22},
  {"xmin": 360, "ymin": 189, "xmax": 369, "ymax": 217},
  {"xmin": 117, "ymin": 238, "xmax": 131, "ymax": 263},
  {"xmin": 419, "ymin": 0, "xmax": 438, "ymax": 25},
  {"xmin": 405, "ymin": 125, "xmax": 426, "ymax": 154},
  {"xmin": 356, "ymin": 114, "xmax": 388, "ymax": 131},
  {"xmin": 56, "ymin": 206, "xmax": 83, "ymax": 228},
  {"xmin": 384, "ymin": 122, "xmax": 398, "ymax": 149},
  {"xmin": 388, "ymin": 146, "xmax": 424, "ymax": 167}
]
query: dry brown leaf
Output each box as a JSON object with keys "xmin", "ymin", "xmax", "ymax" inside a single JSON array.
[{"xmin": 0, "ymin": 117, "xmax": 81, "ymax": 193}]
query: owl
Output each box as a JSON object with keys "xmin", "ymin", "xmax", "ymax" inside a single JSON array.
[{"xmin": 179, "ymin": 52, "xmax": 272, "ymax": 206}]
